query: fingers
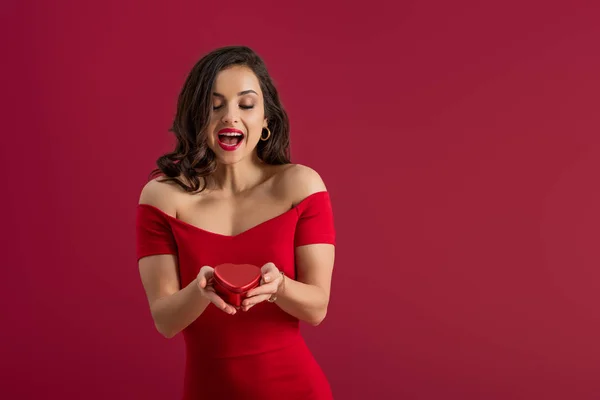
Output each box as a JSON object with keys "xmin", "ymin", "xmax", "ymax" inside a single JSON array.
[
  {"xmin": 246, "ymin": 281, "xmax": 278, "ymax": 298},
  {"xmin": 198, "ymin": 276, "xmax": 207, "ymax": 289},
  {"xmin": 241, "ymin": 294, "xmax": 271, "ymax": 311},
  {"xmin": 197, "ymin": 266, "xmax": 214, "ymax": 289},
  {"xmin": 199, "ymin": 276, "xmax": 215, "ymax": 289},
  {"xmin": 261, "ymin": 262, "xmax": 278, "ymax": 279},
  {"xmin": 205, "ymin": 291, "xmax": 236, "ymax": 315},
  {"xmin": 199, "ymin": 266, "xmax": 214, "ymax": 277},
  {"xmin": 243, "ymin": 279, "xmax": 280, "ymax": 311},
  {"xmin": 198, "ymin": 264, "xmax": 281, "ymax": 314},
  {"xmin": 197, "ymin": 267, "xmax": 236, "ymax": 315}
]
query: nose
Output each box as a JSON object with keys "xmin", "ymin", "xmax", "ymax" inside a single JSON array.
[{"xmin": 221, "ymin": 105, "xmax": 239, "ymax": 125}]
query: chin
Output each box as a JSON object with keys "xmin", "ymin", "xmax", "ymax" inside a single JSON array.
[
  {"xmin": 214, "ymin": 152, "xmax": 246, "ymax": 165},
  {"xmin": 217, "ymin": 158, "xmax": 242, "ymax": 166}
]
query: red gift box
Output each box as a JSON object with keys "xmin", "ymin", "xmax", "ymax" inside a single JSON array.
[{"xmin": 213, "ymin": 263, "xmax": 261, "ymax": 307}]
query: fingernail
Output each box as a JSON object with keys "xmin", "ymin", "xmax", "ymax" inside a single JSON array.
[{"xmin": 264, "ymin": 275, "xmax": 270, "ymax": 281}]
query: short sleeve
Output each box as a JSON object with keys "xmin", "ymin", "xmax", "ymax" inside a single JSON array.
[
  {"xmin": 136, "ymin": 204, "xmax": 178, "ymax": 261},
  {"xmin": 294, "ymin": 191, "xmax": 336, "ymax": 247}
]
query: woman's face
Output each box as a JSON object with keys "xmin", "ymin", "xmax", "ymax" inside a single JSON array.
[{"xmin": 206, "ymin": 65, "xmax": 268, "ymax": 165}]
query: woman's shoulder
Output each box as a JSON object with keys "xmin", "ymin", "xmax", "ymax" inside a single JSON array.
[
  {"xmin": 274, "ymin": 163, "xmax": 328, "ymax": 205},
  {"xmin": 138, "ymin": 177, "xmax": 183, "ymax": 217}
]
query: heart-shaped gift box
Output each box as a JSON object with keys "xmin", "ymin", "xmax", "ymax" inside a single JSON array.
[{"xmin": 213, "ymin": 263, "xmax": 261, "ymax": 307}]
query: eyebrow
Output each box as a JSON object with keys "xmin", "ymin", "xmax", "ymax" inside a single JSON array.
[{"xmin": 212, "ymin": 90, "xmax": 258, "ymax": 97}]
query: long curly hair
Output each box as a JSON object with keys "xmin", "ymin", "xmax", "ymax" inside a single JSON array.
[{"xmin": 150, "ymin": 46, "xmax": 291, "ymax": 193}]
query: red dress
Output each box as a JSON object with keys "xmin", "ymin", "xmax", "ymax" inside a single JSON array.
[{"xmin": 136, "ymin": 191, "xmax": 336, "ymax": 400}]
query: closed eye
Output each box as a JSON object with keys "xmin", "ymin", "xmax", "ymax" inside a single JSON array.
[{"xmin": 212, "ymin": 105, "xmax": 254, "ymax": 110}]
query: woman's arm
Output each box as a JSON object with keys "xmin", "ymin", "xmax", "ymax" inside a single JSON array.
[
  {"xmin": 243, "ymin": 165, "xmax": 336, "ymax": 325},
  {"xmin": 139, "ymin": 255, "xmax": 212, "ymax": 338},
  {"xmin": 276, "ymin": 244, "xmax": 335, "ymax": 325},
  {"xmin": 244, "ymin": 244, "xmax": 334, "ymax": 326},
  {"xmin": 138, "ymin": 180, "xmax": 236, "ymax": 339}
]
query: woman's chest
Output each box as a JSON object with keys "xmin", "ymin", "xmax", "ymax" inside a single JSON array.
[
  {"xmin": 172, "ymin": 211, "xmax": 299, "ymax": 284},
  {"xmin": 176, "ymin": 191, "xmax": 293, "ymax": 237}
]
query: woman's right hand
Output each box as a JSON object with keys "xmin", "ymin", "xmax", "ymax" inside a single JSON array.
[{"xmin": 196, "ymin": 266, "xmax": 237, "ymax": 315}]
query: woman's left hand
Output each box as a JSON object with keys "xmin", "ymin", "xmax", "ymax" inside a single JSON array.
[{"xmin": 241, "ymin": 262, "xmax": 284, "ymax": 311}]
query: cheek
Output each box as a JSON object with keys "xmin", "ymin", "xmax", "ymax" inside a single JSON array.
[
  {"xmin": 206, "ymin": 118, "xmax": 219, "ymax": 138},
  {"xmin": 245, "ymin": 113, "xmax": 265, "ymax": 131}
]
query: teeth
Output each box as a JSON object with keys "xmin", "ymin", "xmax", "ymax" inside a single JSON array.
[{"xmin": 219, "ymin": 132, "xmax": 243, "ymax": 137}]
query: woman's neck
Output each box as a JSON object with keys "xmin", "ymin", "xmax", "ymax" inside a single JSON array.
[{"xmin": 208, "ymin": 152, "xmax": 268, "ymax": 195}]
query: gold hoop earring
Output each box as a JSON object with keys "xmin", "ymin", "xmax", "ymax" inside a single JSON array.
[{"xmin": 260, "ymin": 127, "xmax": 271, "ymax": 141}]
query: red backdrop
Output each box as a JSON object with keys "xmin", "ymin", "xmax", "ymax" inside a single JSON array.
[{"xmin": 2, "ymin": 1, "xmax": 599, "ymax": 399}]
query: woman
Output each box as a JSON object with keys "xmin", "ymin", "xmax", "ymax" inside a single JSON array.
[{"xmin": 136, "ymin": 46, "xmax": 336, "ymax": 399}]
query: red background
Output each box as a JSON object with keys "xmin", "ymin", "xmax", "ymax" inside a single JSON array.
[{"xmin": 2, "ymin": 1, "xmax": 600, "ymax": 399}]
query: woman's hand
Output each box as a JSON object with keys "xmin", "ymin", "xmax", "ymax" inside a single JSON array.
[
  {"xmin": 241, "ymin": 262, "xmax": 285, "ymax": 312},
  {"xmin": 196, "ymin": 266, "xmax": 237, "ymax": 315}
]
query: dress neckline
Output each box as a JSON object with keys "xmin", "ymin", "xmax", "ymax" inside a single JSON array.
[{"xmin": 138, "ymin": 190, "xmax": 328, "ymax": 239}]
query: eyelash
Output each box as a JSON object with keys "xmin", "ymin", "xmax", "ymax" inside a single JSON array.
[{"xmin": 212, "ymin": 105, "xmax": 254, "ymax": 111}]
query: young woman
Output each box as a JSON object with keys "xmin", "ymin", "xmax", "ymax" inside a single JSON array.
[{"xmin": 136, "ymin": 46, "xmax": 336, "ymax": 399}]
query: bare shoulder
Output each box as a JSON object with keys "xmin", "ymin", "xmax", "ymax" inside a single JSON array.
[
  {"xmin": 276, "ymin": 163, "xmax": 328, "ymax": 204},
  {"xmin": 138, "ymin": 177, "xmax": 181, "ymax": 217}
]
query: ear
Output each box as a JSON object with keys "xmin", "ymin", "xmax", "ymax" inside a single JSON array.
[{"xmin": 263, "ymin": 118, "xmax": 268, "ymax": 128}]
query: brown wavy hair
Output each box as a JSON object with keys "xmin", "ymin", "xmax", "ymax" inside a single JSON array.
[{"xmin": 150, "ymin": 46, "xmax": 291, "ymax": 193}]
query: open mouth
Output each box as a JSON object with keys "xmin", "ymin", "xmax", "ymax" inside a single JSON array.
[
  {"xmin": 218, "ymin": 132, "xmax": 244, "ymax": 146},
  {"xmin": 216, "ymin": 128, "xmax": 245, "ymax": 151}
]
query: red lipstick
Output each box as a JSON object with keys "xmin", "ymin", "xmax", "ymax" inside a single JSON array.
[{"xmin": 217, "ymin": 128, "xmax": 245, "ymax": 151}]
